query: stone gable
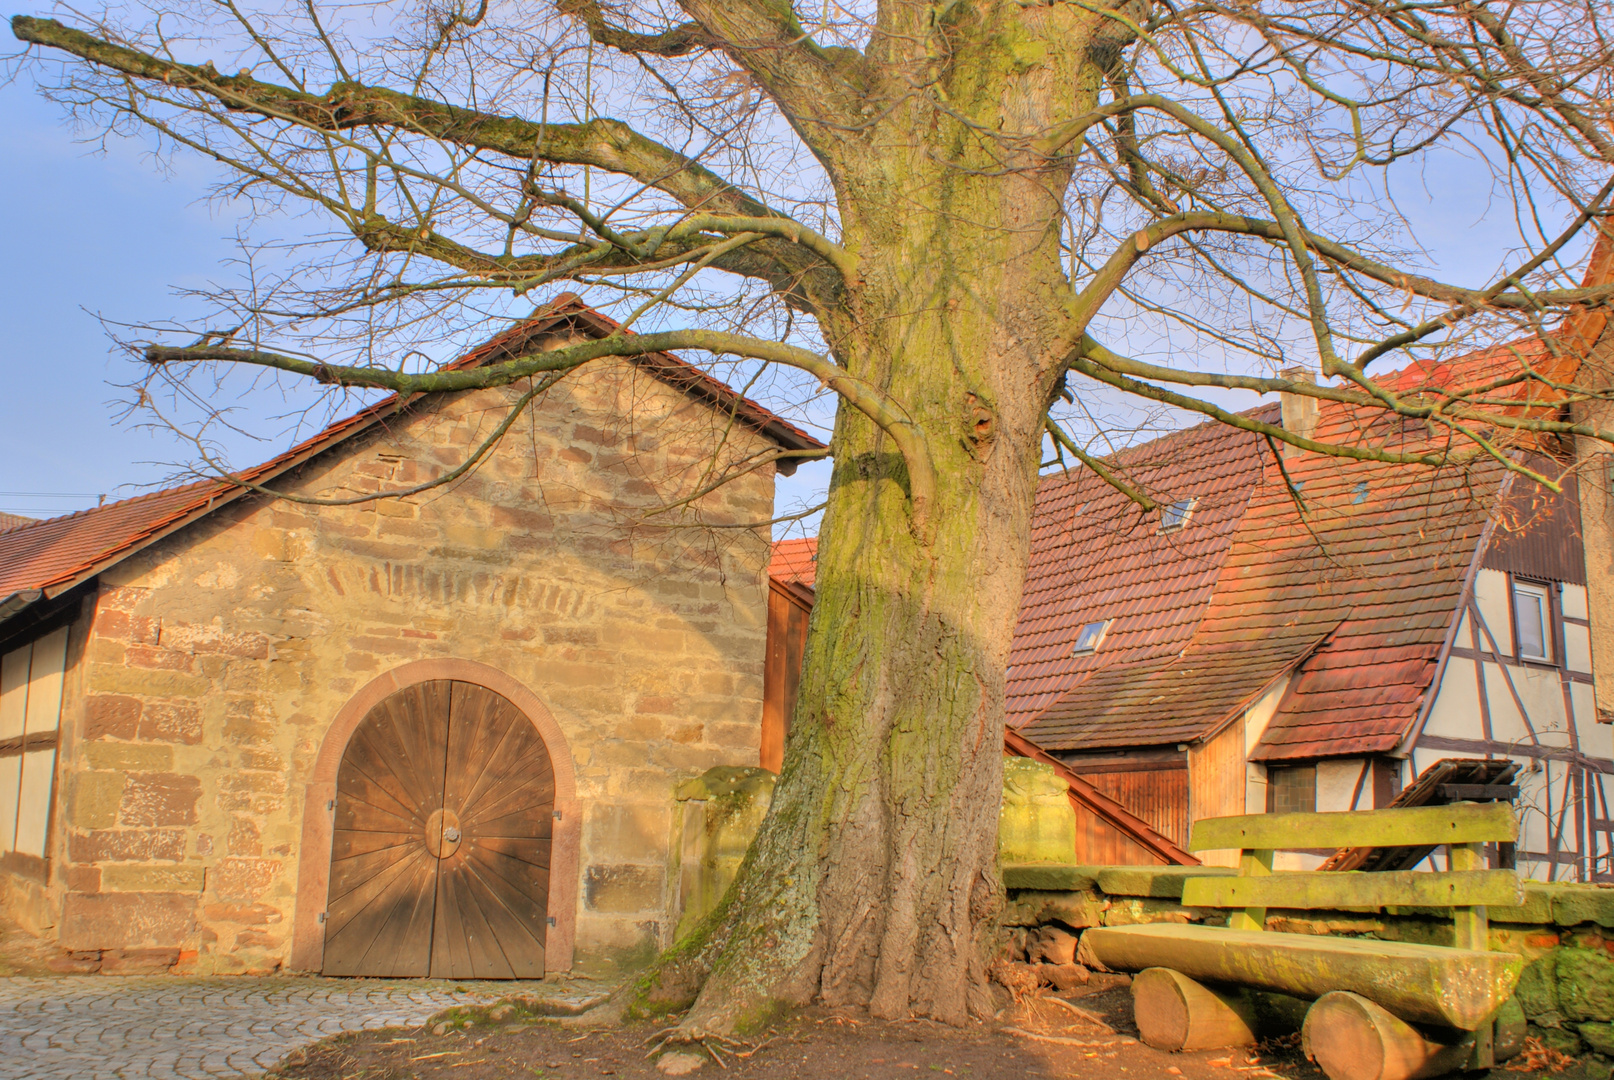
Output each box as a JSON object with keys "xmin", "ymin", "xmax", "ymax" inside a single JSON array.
[{"xmin": 30, "ymin": 354, "xmax": 779, "ymax": 975}]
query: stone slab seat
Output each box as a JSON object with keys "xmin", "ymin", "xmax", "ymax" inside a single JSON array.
[{"xmin": 1079, "ymin": 922, "xmax": 1521, "ymax": 1031}]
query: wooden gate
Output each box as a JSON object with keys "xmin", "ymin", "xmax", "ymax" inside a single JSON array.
[{"xmin": 322, "ymin": 679, "xmax": 556, "ymax": 977}]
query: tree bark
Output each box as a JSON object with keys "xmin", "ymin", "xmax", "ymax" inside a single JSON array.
[{"xmin": 641, "ymin": 2, "xmax": 1124, "ymax": 1032}]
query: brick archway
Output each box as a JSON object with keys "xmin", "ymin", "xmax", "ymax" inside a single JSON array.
[{"xmin": 289, "ymin": 659, "xmax": 580, "ymax": 973}]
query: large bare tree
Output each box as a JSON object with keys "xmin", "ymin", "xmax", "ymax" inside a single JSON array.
[{"xmin": 12, "ymin": 0, "xmax": 1614, "ymax": 1035}]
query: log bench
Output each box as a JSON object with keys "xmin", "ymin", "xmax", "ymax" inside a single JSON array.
[{"xmin": 1077, "ymin": 801, "xmax": 1527, "ymax": 1080}]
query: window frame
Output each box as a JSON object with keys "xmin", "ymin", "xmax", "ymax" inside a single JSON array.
[
  {"xmin": 1266, "ymin": 764, "xmax": 1318, "ymax": 815},
  {"xmin": 1510, "ymin": 577, "xmax": 1556, "ymax": 666},
  {"xmin": 1071, "ymin": 620, "xmax": 1111, "ymax": 656},
  {"xmin": 1159, "ymin": 497, "xmax": 1199, "ymax": 533}
]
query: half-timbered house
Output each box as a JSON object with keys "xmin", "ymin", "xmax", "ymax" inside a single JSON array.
[{"xmin": 1003, "ymin": 343, "xmax": 1608, "ymax": 879}]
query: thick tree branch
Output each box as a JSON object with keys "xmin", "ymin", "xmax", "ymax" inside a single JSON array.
[
  {"xmin": 1044, "ymin": 417, "xmax": 1158, "ymax": 511},
  {"xmin": 668, "ymin": 0, "xmax": 869, "ymax": 151},
  {"xmin": 556, "ymin": 0, "xmax": 716, "ymax": 56},
  {"xmin": 146, "ymin": 327, "xmax": 935, "ymax": 530}
]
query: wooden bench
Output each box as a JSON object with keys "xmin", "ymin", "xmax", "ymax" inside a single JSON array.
[{"xmin": 1077, "ymin": 801, "xmax": 1526, "ymax": 1080}]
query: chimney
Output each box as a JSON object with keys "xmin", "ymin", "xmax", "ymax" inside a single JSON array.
[{"xmin": 1279, "ymin": 367, "xmax": 1318, "ymax": 456}]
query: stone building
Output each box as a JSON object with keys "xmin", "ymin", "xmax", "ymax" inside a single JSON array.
[{"xmin": 0, "ymin": 295, "xmax": 822, "ymax": 976}]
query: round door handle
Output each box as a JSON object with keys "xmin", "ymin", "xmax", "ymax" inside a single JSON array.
[{"xmin": 442, "ymin": 825, "xmax": 462, "ymax": 842}]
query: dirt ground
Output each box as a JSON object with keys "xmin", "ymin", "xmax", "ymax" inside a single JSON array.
[{"xmin": 263, "ymin": 976, "xmax": 1613, "ymax": 1080}]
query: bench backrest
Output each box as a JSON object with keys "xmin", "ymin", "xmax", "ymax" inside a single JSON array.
[{"xmin": 1180, "ymin": 801, "xmax": 1520, "ymax": 946}]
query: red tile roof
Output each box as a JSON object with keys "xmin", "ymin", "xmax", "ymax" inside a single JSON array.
[
  {"xmin": 0, "ymin": 295, "xmax": 825, "ymax": 606},
  {"xmin": 0, "ymin": 514, "xmax": 35, "ymax": 534},
  {"xmin": 769, "ymin": 537, "xmax": 818, "ymax": 589},
  {"xmin": 1005, "ymin": 411, "xmax": 1274, "ymax": 730},
  {"xmin": 1017, "ymin": 338, "xmax": 1574, "ymax": 761}
]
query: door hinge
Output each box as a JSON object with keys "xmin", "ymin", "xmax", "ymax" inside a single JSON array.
[
  {"xmin": 553, "ymin": 810, "xmax": 562, "ymax": 820},
  {"xmin": 317, "ymin": 911, "xmax": 328, "ymax": 924},
  {"xmin": 327, "ymin": 800, "xmax": 335, "ymax": 812},
  {"xmin": 548, "ymin": 916, "xmax": 557, "ymax": 927}
]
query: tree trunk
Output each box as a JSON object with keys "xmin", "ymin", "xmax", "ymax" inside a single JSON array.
[{"xmin": 633, "ymin": 1, "xmax": 1128, "ymax": 1035}]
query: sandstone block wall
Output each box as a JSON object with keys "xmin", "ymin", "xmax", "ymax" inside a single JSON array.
[{"xmin": 20, "ymin": 353, "xmax": 779, "ymax": 974}]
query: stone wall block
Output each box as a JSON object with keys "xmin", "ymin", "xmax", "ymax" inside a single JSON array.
[
  {"xmin": 83, "ymin": 742, "xmax": 174, "ymax": 773},
  {"xmin": 69, "ymin": 828, "xmax": 187, "ymax": 863},
  {"xmin": 59, "ymin": 892, "xmax": 195, "ymax": 951},
  {"xmin": 208, "ymin": 858, "xmax": 280, "ymax": 903},
  {"xmin": 88, "ymin": 666, "xmax": 209, "ymax": 699},
  {"xmin": 1556, "ymin": 891, "xmax": 1614, "ymax": 929},
  {"xmin": 124, "ymin": 646, "xmax": 195, "ymax": 673},
  {"xmin": 97, "ymin": 586, "xmax": 152, "ymax": 613},
  {"xmin": 120, "ymin": 773, "xmax": 202, "ymax": 827},
  {"xmin": 1560, "ymin": 945, "xmax": 1614, "ymax": 1022},
  {"xmin": 160, "ymin": 621, "xmax": 271, "ymax": 660},
  {"xmin": 140, "ymin": 702, "xmax": 203, "ymax": 744},
  {"xmin": 83, "ymin": 696, "xmax": 142, "ymax": 741},
  {"xmin": 70, "ymin": 773, "xmax": 127, "ymax": 830},
  {"xmin": 102, "ymin": 864, "xmax": 206, "ymax": 893},
  {"xmin": 202, "ymin": 902, "xmax": 282, "ymax": 925},
  {"xmin": 583, "ymin": 865, "xmax": 663, "ymax": 914},
  {"xmin": 585, "ymin": 803, "xmax": 671, "ymax": 864},
  {"xmin": 1517, "ymin": 952, "xmax": 1561, "ymax": 1017}
]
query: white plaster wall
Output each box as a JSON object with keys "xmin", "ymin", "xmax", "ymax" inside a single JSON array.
[
  {"xmin": 1423, "ymin": 657, "xmax": 1481, "ymax": 741},
  {"xmin": 1565, "ymin": 584, "xmax": 1590, "ymax": 620},
  {"xmin": 1474, "ymin": 568, "xmax": 1514, "ymax": 656},
  {"xmin": 1567, "ymin": 624, "xmax": 1595, "ymax": 674},
  {"xmin": 1242, "ymin": 675, "xmax": 1290, "ymax": 815},
  {"xmin": 1317, "ymin": 759, "xmax": 1368, "ymax": 812}
]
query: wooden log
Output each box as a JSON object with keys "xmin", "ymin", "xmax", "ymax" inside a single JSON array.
[
  {"xmin": 1189, "ymin": 802, "xmax": 1517, "ymax": 854},
  {"xmin": 1078, "ymin": 924, "xmax": 1521, "ymax": 1030},
  {"xmin": 1226, "ymin": 849, "xmax": 1273, "ymax": 931},
  {"xmin": 1303, "ymin": 992, "xmax": 1473, "ymax": 1080},
  {"xmin": 1181, "ymin": 869, "xmax": 1523, "ymax": 911},
  {"xmin": 1132, "ymin": 968, "xmax": 1256, "ymax": 1051},
  {"xmin": 1131, "ymin": 968, "xmax": 1307, "ymax": 1052},
  {"xmin": 1493, "ymin": 997, "xmax": 1526, "ymax": 1063}
]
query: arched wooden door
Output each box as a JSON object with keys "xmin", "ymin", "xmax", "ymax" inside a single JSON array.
[{"xmin": 322, "ymin": 679, "xmax": 556, "ymax": 978}]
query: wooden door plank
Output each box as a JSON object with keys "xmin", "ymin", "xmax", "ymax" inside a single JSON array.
[
  {"xmin": 463, "ymin": 840, "xmax": 552, "ymax": 915},
  {"xmin": 474, "ymin": 835, "xmax": 553, "ymax": 871},
  {"xmin": 332, "ymin": 764, "xmax": 421, "ymax": 834},
  {"xmin": 432, "ymin": 681, "xmax": 553, "ymax": 979},
  {"xmin": 323, "ymin": 681, "xmax": 452, "ymax": 977},
  {"xmin": 331, "ymin": 828, "xmax": 418, "ymax": 864},
  {"xmin": 456, "ymin": 849, "xmax": 546, "ymax": 977},
  {"xmin": 432, "ymin": 856, "xmax": 510, "ymax": 978},
  {"xmin": 328, "ymin": 834, "xmax": 420, "ymax": 904},
  {"xmin": 450, "ymin": 685, "xmax": 554, "ymax": 824},
  {"xmin": 324, "ymin": 846, "xmax": 438, "ymax": 975}
]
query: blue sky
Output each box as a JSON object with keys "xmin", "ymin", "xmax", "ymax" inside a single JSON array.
[{"xmin": 0, "ymin": 57, "xmax": 1580, "ymax": 527}]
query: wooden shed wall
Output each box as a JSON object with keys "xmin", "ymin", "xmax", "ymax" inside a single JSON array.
[
  {"xmin": 761, "ymin": 579, "xmax": 811, "ymax": 773},
  {"xmin": 1087, "ymin": 768, "xmax": 1190, "ymax": 851}
]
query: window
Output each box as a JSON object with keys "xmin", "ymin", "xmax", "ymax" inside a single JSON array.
[
  {"xmin": 1072, "ymin": 620, "xmax": 1111, "ymax": 656},
  {"xmin": 1267, "ymin": 765, "xmax": 1317, "ymax": 815},
  {"xmin": 0, "ymin": 626, "xmax": 68, "ymax": 860},
  {"xmin": 1160, "ymin": 498, "xmax": 1198, "ymax": 532},
  {"xmin": 1512, "ymin": 580, "xmax": 1553, "ymax": 663}
]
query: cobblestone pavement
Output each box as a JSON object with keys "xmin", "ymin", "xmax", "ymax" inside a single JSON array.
[{"xmin": 0, "ymin": 975, "xmax": 518, "ymax": 1079}]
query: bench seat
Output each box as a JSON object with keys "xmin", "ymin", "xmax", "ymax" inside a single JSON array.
[{"xmin": 1079, "ymin": 922, "xmax": 1521, "ymax": 1031}]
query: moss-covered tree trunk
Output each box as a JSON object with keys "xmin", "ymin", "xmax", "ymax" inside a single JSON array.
[{"xmin": 656, "ymin": 2, "xmax": 1121, "ymax": 1032}]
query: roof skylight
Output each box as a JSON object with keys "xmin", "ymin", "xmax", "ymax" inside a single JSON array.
[
  {"xmin": 1072, "ymin": 620, "xmax": 1111, "ymax": 656},
  {"xmin": 1160, "ymin": 497, "xmax": 1198, "ymax": 532}
]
